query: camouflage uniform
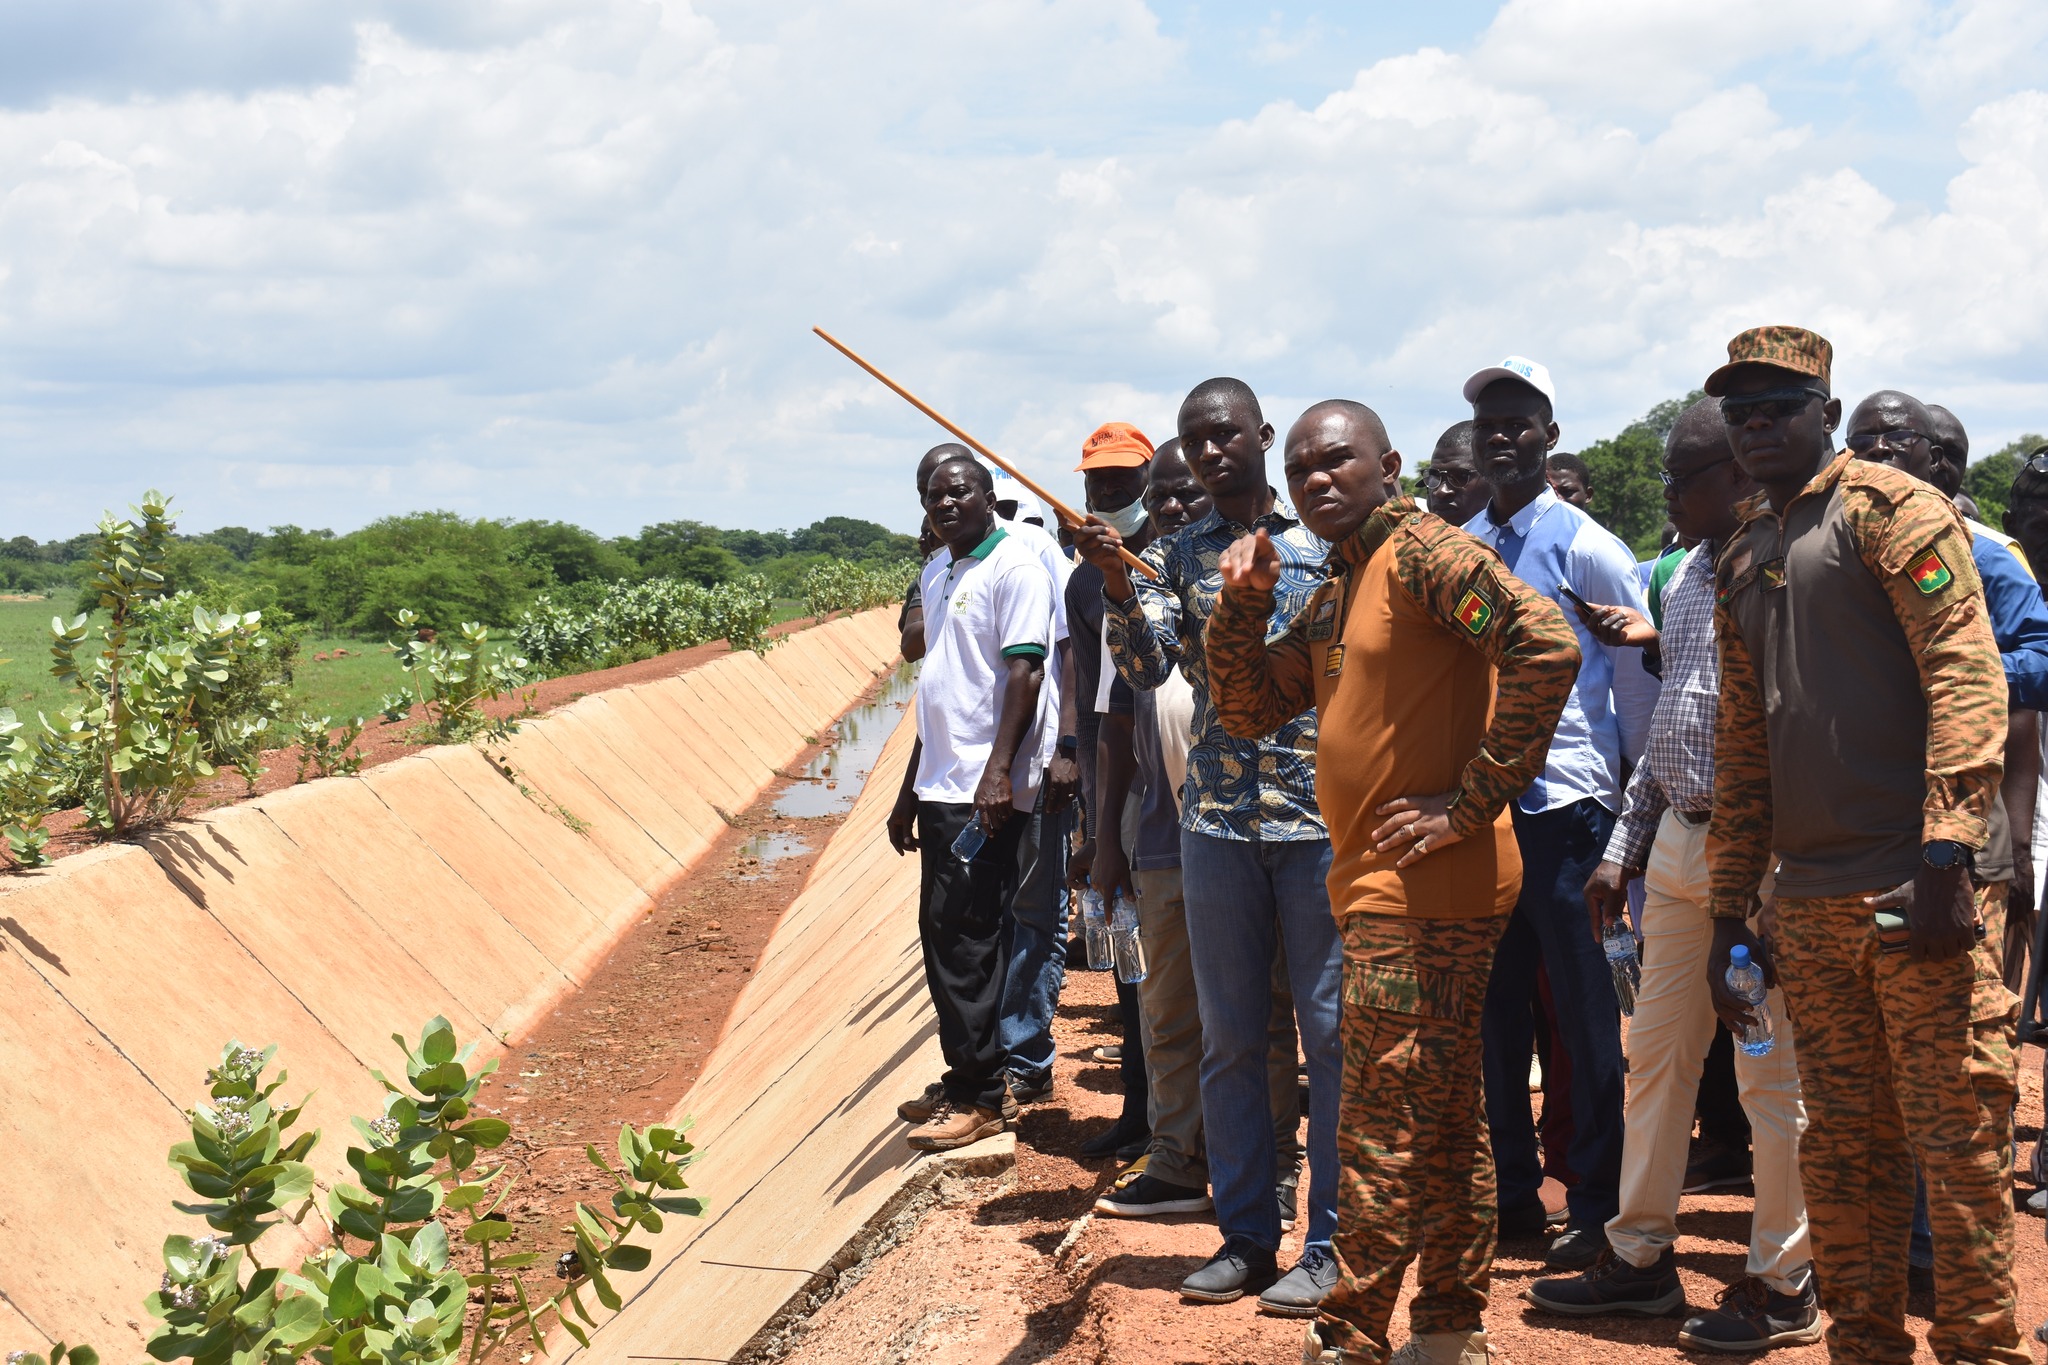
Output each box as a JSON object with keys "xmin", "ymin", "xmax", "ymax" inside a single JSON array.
[
  {"xmin": 1210, "ymin": 497, "xmax": 1579, "ymax": 1363},
  {"xmin": 1710, "ymin": 451, "xmax": 2026, "ymax": 1364}
]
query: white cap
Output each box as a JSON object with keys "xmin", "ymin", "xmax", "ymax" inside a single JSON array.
[
  {"xmin": 1461, "ymin": 355, "xmax": 1556, "ymax": 406},
  {"xmin": 984, "ymin": 466, "xmax": 1048, "ymax": 528}
]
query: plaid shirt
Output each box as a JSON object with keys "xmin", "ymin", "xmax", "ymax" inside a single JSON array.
[
  {"xmin": 1607, "ymin": 541, "xmax": 1718, "ymax": 870},
  {"xmin": 1104, "ymin": 497, "xmax": 1329, "ymax": 843}
]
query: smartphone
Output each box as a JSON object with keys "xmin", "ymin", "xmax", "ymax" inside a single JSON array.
[
  {"xmin": 1875, "ymin": 909, "xmax": 1988, "ymax": 954},
  {"xmin": 1556, "ymin": 580, "xmax": 1595, "ymax": 613}
]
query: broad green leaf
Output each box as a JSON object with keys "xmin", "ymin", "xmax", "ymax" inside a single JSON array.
[
  {"xmin": 452, "ymin": 1118, "xmax": 509, "ymax": 1147},
  {"xmin": 418, "ymin": 1018, "xmax": 458, "ymax": 1066},
  {"xmin": 462, "ymin": 1219, "xmax": 517, "ymax": 1244},
  {"xmin": 603, "ymin": 1244, "xmax": 651, "ymax": 1272}
]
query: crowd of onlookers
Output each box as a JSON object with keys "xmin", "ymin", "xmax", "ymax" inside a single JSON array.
[{"xmin": 881, "ymin": 325, "xmax": 2046, "ymax": 1365}]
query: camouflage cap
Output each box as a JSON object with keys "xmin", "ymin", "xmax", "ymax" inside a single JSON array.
[{"xmin": 1702, "ymin": 325, "xmax": 1833, "ymax": 396}]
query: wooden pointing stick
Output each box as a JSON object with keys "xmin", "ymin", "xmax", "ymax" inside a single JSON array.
[{"xmin": 812, "ymin": 326, "xmax": 1161, "ymax": 581}]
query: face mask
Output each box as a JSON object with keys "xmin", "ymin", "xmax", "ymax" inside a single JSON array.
[{"xmin": 1097, "ymin": 499, "xmax": 1150, "ymax": 538}]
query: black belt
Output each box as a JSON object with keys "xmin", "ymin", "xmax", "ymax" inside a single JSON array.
[{"xmin": 1672, "ymin": 808, "xmax": 1710, "ymax": 827}]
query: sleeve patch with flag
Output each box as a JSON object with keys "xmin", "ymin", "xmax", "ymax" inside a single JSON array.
[
  {"xmin": 1908, "ymin": 550, "xmax": 1954, "ymax": 595},
  {"xmin": 1454, "ymin": 588, "xmax": 1494, "ymax": 635}
]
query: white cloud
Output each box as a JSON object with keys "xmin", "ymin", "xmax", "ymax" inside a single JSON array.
[{"xmin": 0, "ymin": 0, "xmax": 2047, "ymax": 541}]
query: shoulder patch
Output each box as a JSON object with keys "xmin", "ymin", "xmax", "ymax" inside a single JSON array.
[
  {"xmin": 1908, "ymin": 549, "xmax": 1955, "ymax": 595},
  {"xmin": 1305, "ymin": 594, "xmax": 1339, "ymax": 641},
  {"xmin": 1454, "ymin": 588, "xmax": 1494, "ymax": 635}
]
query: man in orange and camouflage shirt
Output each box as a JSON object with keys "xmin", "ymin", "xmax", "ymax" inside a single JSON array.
[
  {"xmin": 1703, "ymin": 326, "xmax": 2027, "ymax": 1364},
  {"xmin": 1208, "ymin": 399, "xmax": 1579, "ymax": 1365}
]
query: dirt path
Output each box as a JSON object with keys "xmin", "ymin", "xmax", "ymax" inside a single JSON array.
[
  {"xmin": 783, "ymin": 968, "xmax": 2048, "ymax": 1365},
  {"xmin": 444, "ymin": 663, "xmax": 912, "ymax": 1306}
]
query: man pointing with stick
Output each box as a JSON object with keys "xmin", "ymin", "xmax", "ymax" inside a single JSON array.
[{"xmin": 1078, "ymin": 378, "xmax": 1344, "ymax": 1316}]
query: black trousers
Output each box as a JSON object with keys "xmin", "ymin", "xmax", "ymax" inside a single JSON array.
[{"xmin": 918, "ymin": 801, "xmax": 1025, "ymax": 1111}]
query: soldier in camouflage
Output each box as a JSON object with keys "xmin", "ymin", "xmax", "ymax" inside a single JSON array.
[
  {"xmin": 1703, "ymin": 326, "xmax": 2028, "ymax": 1364},
  {"xmin": 1207, "ymin": 400, "xmax": 1579, "ymax": 1365}
]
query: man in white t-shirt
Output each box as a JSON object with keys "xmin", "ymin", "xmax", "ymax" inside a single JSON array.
[{"xmin": 888, "ymin": 455, "xmax": 1062, "ymax": 1150}]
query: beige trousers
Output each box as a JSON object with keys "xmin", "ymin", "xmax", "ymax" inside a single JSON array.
[{"xmin": 1606, "ymin": 809, "xmax": 1812, "ymax": 1291}]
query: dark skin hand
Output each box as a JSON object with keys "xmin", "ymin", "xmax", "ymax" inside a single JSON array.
[
  {"xmin": 1707, "ymin": 915, "xmax": 1777, "ymax": 1033},
  {"xmin": 890, "ymin": 654, "xmax": 1047, "ymax": 856},
  {"xmin": 1584, "ymin": 860, "xmax": 1643, "ymax": 943},
  {"xmin": 1044, "ymin": 641, "xmax": 1078, "ymax": 812},
  {"xmin": 1091, "ymin": 711, "xmax": 1139, "ymax": 900},
  {"xmin": 1867, "ymin": 862, "xmax": 1980, "ymax": 963}
]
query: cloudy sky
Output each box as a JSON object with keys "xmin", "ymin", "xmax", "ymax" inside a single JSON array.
[{"xmin": 3, "ymin": 0, "xmax": 2047, "ymax": 540}]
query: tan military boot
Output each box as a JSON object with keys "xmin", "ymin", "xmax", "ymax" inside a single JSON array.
[
  {"xmin": 905, "ymin": 1100, "xmax": 1004, "ymax": 1150},
  {"xmin": 1387, "ymin": 1329, "xmax": 1492, "ymax": 1364}
]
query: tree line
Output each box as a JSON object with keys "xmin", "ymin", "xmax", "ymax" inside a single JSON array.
[{"xmin": 0, "ymin": 512, "xmax": 918, "ymax": 633}]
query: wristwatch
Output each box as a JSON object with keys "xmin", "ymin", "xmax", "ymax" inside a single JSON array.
[
  {"xmin": 1922, "ymin": 840, "xmax": 1973, "ymax": 872},
  {"xmin": 1056, "ymin": 736, "xmax": 1078, "ymax": 755}
]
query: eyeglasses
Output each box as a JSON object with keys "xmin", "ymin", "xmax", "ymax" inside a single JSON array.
[
  {"xmin": 1660, "ymin": 456, "xmax": 1734, "ymax": 492},
  {"xmin": 1844, "ymin": 429, "xmax": 1930, "ymax": 455},
  {"xmin": 1720, "ymin": 387, "xmax": 1826, "ymax": 426},
  {"xmin": 1422, "ymin": 467, "xmax": 1478, "ymax": 493}
]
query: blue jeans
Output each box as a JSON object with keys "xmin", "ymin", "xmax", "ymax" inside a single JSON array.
[
  {"xmin": 1481, "ymin": 798, "xmax": 1627, "ymax": 1230},
  {"xmin": 1181, "ymin": 829, "xmax": 1342, "ymax": 1254},
  {"xmin": 999, "ymin": 790, "xmax": 1071, "ymax": 1086}
]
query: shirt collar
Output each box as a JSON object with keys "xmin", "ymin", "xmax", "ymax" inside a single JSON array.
[
  {"xmin": 1486, "ymin": 483, "xmax": 1558, "ymax": 538},
  {"xmin": 1194, "ymin": 488, "xmax": 1300, "ymax": 539},
  {"xmin": 1328, "ymin": 496, "xmax": 1417, "ymax": 572},
  {"xmin": 951, "ymin": 525, "xmax": 1008, "ymax": 562}
]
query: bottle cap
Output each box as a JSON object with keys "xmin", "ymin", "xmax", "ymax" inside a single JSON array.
[{"xmin": 1729, "ymin": 944, "xmax": 1750, "ymax": 965}]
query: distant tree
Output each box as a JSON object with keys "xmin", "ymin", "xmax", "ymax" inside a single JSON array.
[
  {"xmin": 3, "ymin": 535, "xmax": 38, "ymax": 560},
  {"xmin": 1963, "ymin": 434, "xmax": 2044, "ymax": 529},
  {"xmin": 504, "ymin": 519, "xmax": 635, "ymax": 586},
  {"xmin": 629, "ymin": 520, "xmax": 726, "ymax": 579},
  {"xmin": 789, "ymin": 516, "xmax": 917, "ymax": 561},
  {"xmin": 719, "ymin": 528, "xmax": 792, "ymax": 563},
  {"xmin": 204, "ymin": 526, "xmax": 261, "ymax": 562}
]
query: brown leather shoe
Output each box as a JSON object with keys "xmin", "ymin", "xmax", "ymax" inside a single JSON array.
[
  {"xmin": 906, "ymin": 1100, "xmax": 1005, "ymax": 1150},
  {"xmin": 900, "ymin": 1082, "xmax": 1017, "ymax": 1124}
]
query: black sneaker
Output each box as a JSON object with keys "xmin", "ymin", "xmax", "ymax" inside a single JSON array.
[
  {"xmin": 1498, "ymin": 1200, "xmax": 1561, "ymax": 1239},
  {"xmin": 1095, "ymin": 1173, "xmax": 1213, "ymax": 1217},
  {"xmin": 1006, "ymin": 1070, "xmax": 1053, "ymax": 1105},
  {"xmin": 1678, "ymin": 1270, "xmax": 1823, "ymax": 1352},
  {"xmin": 1180, "ymin": 1237, "xmax": 1278, "ymax": 1303},
  {"xmin": 1544, "ymin": 1224, "xmax": 1611, "ymax": 1270},
  {"xmin": 1683, "ymin": 1138, "xmax": 1755, "ymax": 1194},
  {"xmin": 1080, "ymin": 1117, "xmax": 1150, "ymax": 1159},
  {"xmin": 1525, "ymin": 1247, "xmax": 1684, "ymax": 1317}
]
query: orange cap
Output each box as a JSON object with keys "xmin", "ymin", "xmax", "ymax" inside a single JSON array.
[{"xmin": 1076, "ymin": 422, "xmax": 1154, "ymax": 471}]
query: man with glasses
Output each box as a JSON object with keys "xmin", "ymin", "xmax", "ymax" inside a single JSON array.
[
  {"xmin": 1423, "ymin": 421, "xmax": 1492, "ymax": 526},
  {"xmin": 1528, "ymin": 397, "xmax": 1818, "ymax": 1352},
  {"xmin": 1705, "ymin": 326, "xmax": 2026, "ymax": 1364},
  {"xmin": 1459, "ymin": 356, "xmax": 1661, "ymax": 1271}
]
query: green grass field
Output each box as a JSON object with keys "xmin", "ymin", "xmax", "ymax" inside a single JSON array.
[{"xmin": 0, "ymin": 595, "xmax": 818, "ymax": 732}]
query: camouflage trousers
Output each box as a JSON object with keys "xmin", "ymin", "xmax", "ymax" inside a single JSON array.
[
  {"xmin": 1315, "ymin": 913, "xmax": 1506, "ymax": 1365},
  {"xmin": 1773, "ymin": 885, "xmax": 2026, "ymax": 1365}
]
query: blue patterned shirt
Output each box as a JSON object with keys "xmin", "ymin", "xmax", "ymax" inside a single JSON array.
[{"xmin": 1104, "ymin": 497, "xmax": 1328, "ymax": 843}]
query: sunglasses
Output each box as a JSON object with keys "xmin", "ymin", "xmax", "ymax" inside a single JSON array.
[
  {"xmin": 1844, "ymin": 429, "xmax": 1930, "ymax": 455},
  {"xmin": 1660, "ymin": 456, "xmax": 1734, "ymax": 492},
  {"xmin": 1720, "ymin": 387, "xmax": 1827, "ymax": 426},
  {"xmin": 1422, "ymin": 467, "xmax": 1479, "ymax": 493}
]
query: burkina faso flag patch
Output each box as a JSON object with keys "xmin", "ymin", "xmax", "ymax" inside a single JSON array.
[
  {"xmin": 1455, "ymin": 589, "xmax": 1493, "ymax": 635},
  {"xmin": 1908, "ymin": 550, "xmax": 1954, "ymax": 595}
]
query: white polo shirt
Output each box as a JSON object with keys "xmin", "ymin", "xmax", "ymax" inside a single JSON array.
[{"xmin": 915, "ymin": 527, "xmax": 1061, "ymax": 811}]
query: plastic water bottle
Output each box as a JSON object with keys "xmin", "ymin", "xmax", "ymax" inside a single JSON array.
[
  {"xmin": 1110, "ymin": 892, "xmax": 1147, "ymax": 984},
  {"xmin": 1080, "ymin": 887, "xmax": 1113, "ymax": 970},
  {"xmin": 950, "ymin": 818, "xmax": 987, "ymax": 864},
  {"xmin": 1725, "ymin": 945, "xmax": 1776, "ymax": 1057},
  {"xmin": 1602, "ymin": 920, "xmax": 1640, "ymax": 1016}
]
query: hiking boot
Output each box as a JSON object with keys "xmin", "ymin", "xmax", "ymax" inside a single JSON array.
[
  {"xmin": 1095, "ymin": 1172, "xmax": 1212, "ymax": 1218},
  {"xmin": 1498, "ymin": 1198, "xmax": 1565, "ymax": 1239},
  {"xmin": 1258, "ymin": 1244, "xmax": 1339, "ymax": 1317},
  {"xmin": 1387, "ymin": 1329, "xmax": 1492, "ymax": 1364},
  {"xmin": 1302, "ymin": 1320, "xmax": 1340, "ymax": 1365},
  {"xmin": 1525, "ymin": 1247, "xmax": 1683, "ymax": 1317},
  {"xmin": 898, "ymin": 1081, "xmax": 1015, "ymax": 1124},
  {"xmin": 1006, "ymin": 1070, "xmax": 1054, "ymax": 1105},
  {"xmin": 1683, "ymin": 1137, "xmax": 1755, "ymax": 1194},
  {"xmin": 1544, "ymin": 1223, "xmax": 1611, "ymax": 1270},
  {"xmin": 1180, "ymin": 1236, "xmax": 1278, "ymax": 1303},
  {"xmin": 1678, "ymin": 1270, "xmax": 1823, "ymax": 1352},
  {"xmin": 905, "ymin": 1100, "xmax": 1004, "ymax": 1151}
]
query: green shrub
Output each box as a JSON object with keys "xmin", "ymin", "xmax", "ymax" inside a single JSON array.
[
  {"xmin": 137, "ymin": 1020, "xmax": 701, "ymax": 1364},
  {"xmin": 802, "ymin": 559, "xmax": 918, "ymax": 621},
  {"xmin": 512, "ymin": 574, "xmax": 778, "ymax": 673},
  {"xmin": 388, "ymin": 613, "xmax": 533, "ymax": 743}
]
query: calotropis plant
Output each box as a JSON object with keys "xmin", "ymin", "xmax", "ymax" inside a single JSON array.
[
  {"xmin": 387, "ymin": 612, "xmax": 533, "ymax": 743},
  {"xmin": 138, "ymin": 1019, "xmax": 701, "ymax": 1365}
]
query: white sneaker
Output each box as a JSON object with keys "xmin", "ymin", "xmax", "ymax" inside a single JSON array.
[
  {"xmin": 1388, "ymin": 1329, "xmax": 1492, "ymax": 1365},
  {"xmin": 1528, "ymin": 1056, "xmax": 1543, "ymax": 1092}
]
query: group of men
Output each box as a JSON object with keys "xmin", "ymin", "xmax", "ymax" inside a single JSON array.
[{"xmin": 884, "ymin": 324, "xmax": 2043, "ymax": 1365}]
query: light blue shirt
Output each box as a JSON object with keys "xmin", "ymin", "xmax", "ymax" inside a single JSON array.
[{"xmin": 1464, "ymin": 486, "xmax": 1661, "ymax": 813}]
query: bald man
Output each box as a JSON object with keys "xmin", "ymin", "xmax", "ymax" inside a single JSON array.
[{"xmin": 1210, "ymin": 400, "xmax": 1578, "ymax": 1365}]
